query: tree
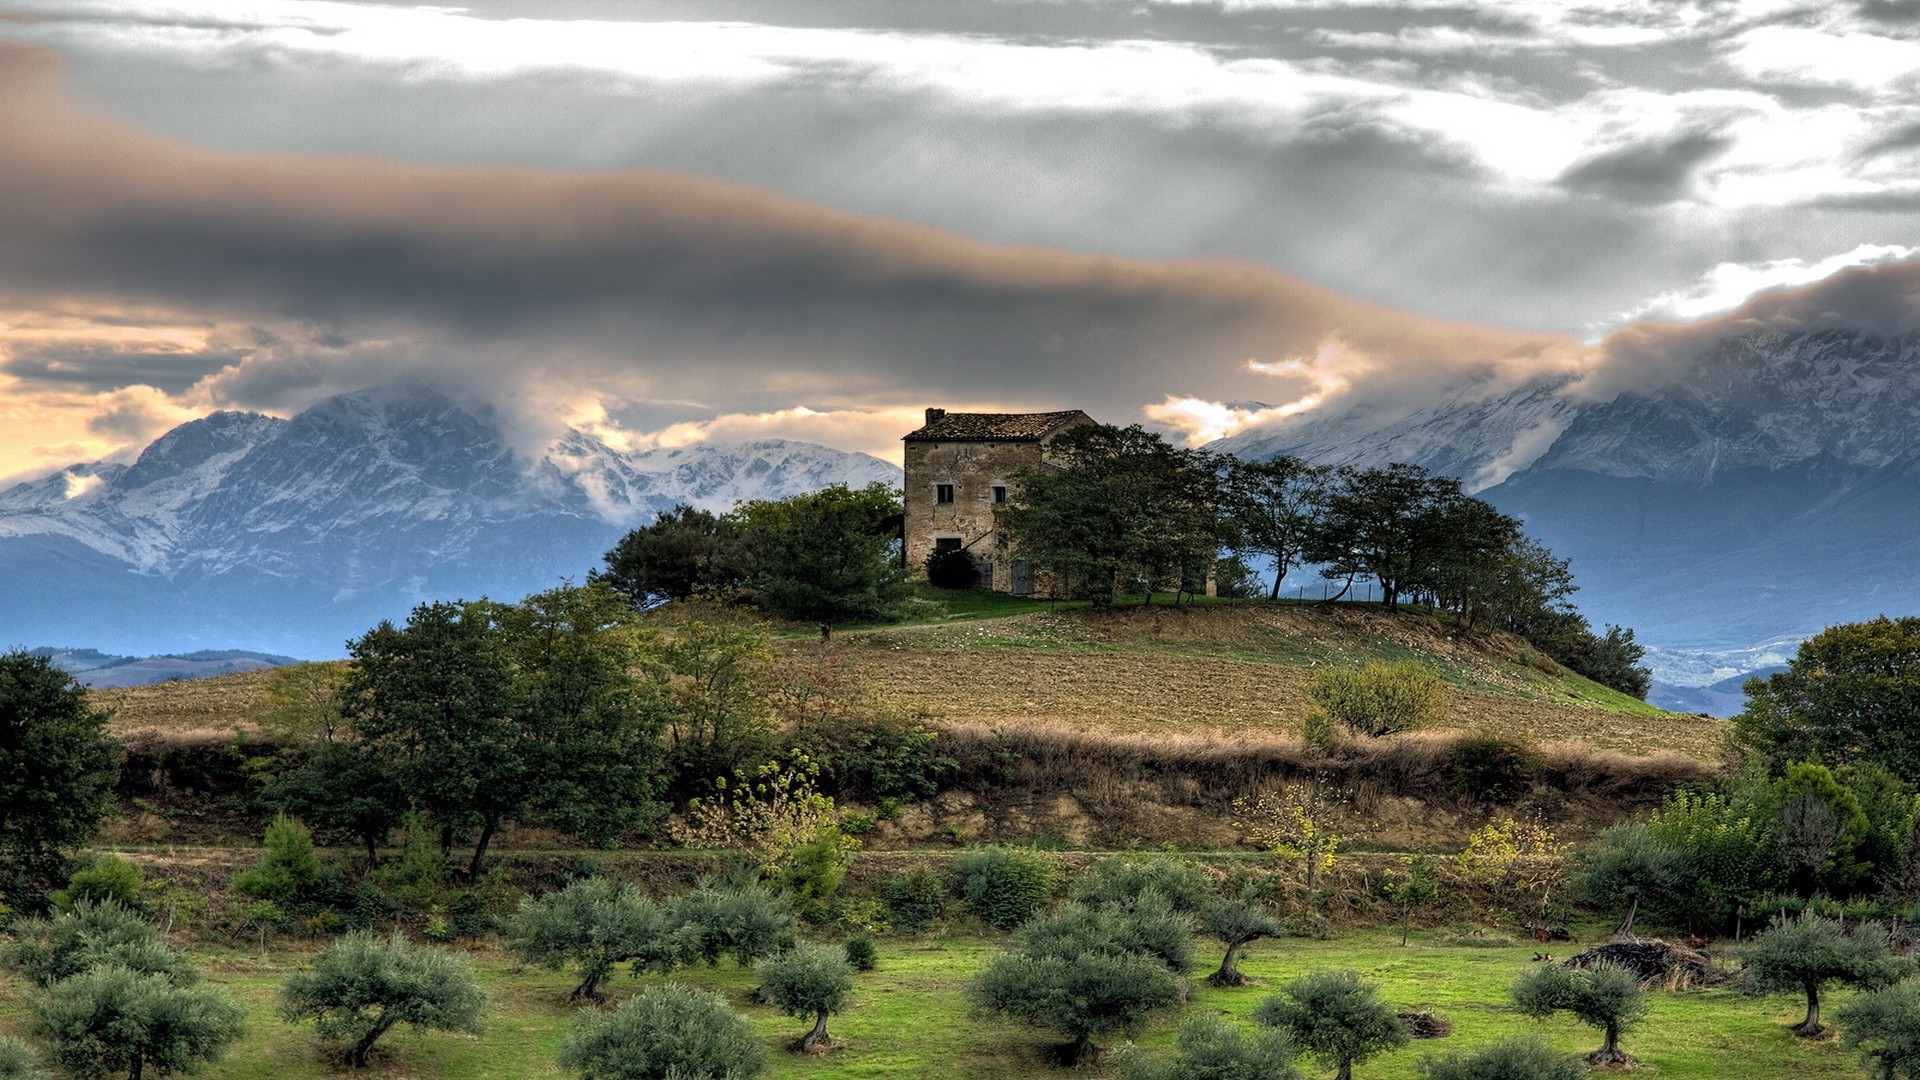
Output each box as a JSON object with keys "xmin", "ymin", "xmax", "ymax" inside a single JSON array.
[
  {"xmin": 501, "ymin": 877, "xmax": 690, "ymax": 1002},
  {"xmin": 594, "ymin": 504, "xmax": 745, "ymax": 608},
  {"xmin": 1570, "ymin": 824, "xmax": 1685, "ymax": 937},
  {"xmin": 1836, "ymin": 979, "xmax": 1920, "ymax": 1080},
  {"xmin": 1118, "ymin": 1012, "xmax": 1301, "ymax": 1080},
  {"xmin": 1511, "ymin": 960, "xmax": 1645, "ymax": 1066},
  {"xmin": 264, "ymin": 742, "xmax": 404, "ymax": 868},
  {"xmin": 0, "ymin": 1038, "xmax": 47, "ymax": 1080},
  {"xmin": 1016, "ymin": 894, "xmax": 1197, "ymax": 976},
  {"xmin": 996, "ymin": 424, "xmax": 1221, "ymax": 605},
  {"xmin": 558, "ymin": 984, "xmax": 767, "ymax": 1080},
  {"xmin": 925, "ymin": 546, "xmax": 979, "ymax": 589},
  {"xmin": 1233, "ymin": 780, "xmax": 1346, "ymax": 892},
  {"xmin": 232, "ymin": 814, "xmax": 322, "ymax": 906},
  {"xmin": 1742, "ymin": 912, "xmax": 1908, "ymax": 1037},
  {"xmin": 1381, "ymin": 855, "xmax": 1438, "ymax": 946},
  {"xmin": 2, "ymin": 900, "xmax": 193, "ymax": 989},
  {"xmin": 1415, "ymin": 1037, "xmax": 1586, "ymax": 1080},
  {"xmin": 1308, "ymin": 661, "xmax": 1442, "ymax": 737},
  {"xmin": 1069, "ymin": 855, "xmax": 1213, "ymax": 916},
  {"xmin": 670, "ymin": 883, "xmax": 797, "ymax": 968},
  {"xmin": 51, "ymin": 854, "xmax": 148, "ymax": 913},
  {"xmin": 0, "ymin": 651, "xmax": 119, "ymax": 906},
  {"xmin": 1735, "ymin": 616, "xmax": 1920, "ymax": 777},
  {"xmin": 1642, "ymin": 789, "xmax": 1781, "ymax": 934},
  {"xmin": 1201, "ymin": 884, "xmax": 1284, "ymax": 986},
  {"xmin": 642, "ymin": 619, "xmax": 777, "ymax": 787},
  {"xmin": 761, "ymin": 941, "xmax": 855, "ymax": 1051},
  {"xmin": 279, "ymin": 932, "xmax": 485, "ymax": 1068},
  {"xmin": 1255, "ymin": 969, "xmax": 1407, "ymax": 1080},
  {"xmin": 969, "ymin": 950, "xmax": 1183, "ymax": 1066},
  {"xmin": 1772, "ymin": 760, "xmax": 1873, "ymax": 895},
  {"xmin": 1220, "ymin": 455, "xmax": 1328, "ymax": 600},
  {"xmin": 730, "ymin": 482, "xmax": 910, "ymax": 623},
  {"xmin": 1305, "ymin": 463, "xmax": 1465, "ymax": 610},
  {"xmin": 254, "ymin": 662, "xmax": 350, "ymax": 745},
  {"xmin": 35, "ymin": 965, "xmax": 245, "ymax": 1080},
  {"xmin": 1456, "ymin": 817, "xmax": 1567, "ymax": 922}
]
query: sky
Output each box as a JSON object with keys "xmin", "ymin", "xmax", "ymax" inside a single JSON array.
[{"xmin": 4, "ymin": 0, "xmax": 1920, "ymax": 476}]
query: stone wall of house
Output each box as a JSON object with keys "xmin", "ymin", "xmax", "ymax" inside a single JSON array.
[{"xmin": 902, "ymin": 438, "xmax": 1046, "ymax": 591}]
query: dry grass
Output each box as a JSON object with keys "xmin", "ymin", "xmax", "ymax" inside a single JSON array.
[
  {"xmin": 94, "ymin": 666, "xmax": 279, "ymax": 736},
  {"xmin": 838, "ymin": 604, "xmax": 1728, "ymax": 761}
]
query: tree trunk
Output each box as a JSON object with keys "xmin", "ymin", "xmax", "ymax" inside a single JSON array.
[
  {"xmin": 1585, "ymin": 1021, "xmax": 1634, "ymax": 1066},
  {"xmin": 1208, "ymin": 940, "xmax": 1248, "ymax": 986},
  {"xmin": 468, "ymin": 817, "xmax": 498, "ymax": 879},
  {"xmin": 1795, "ymin": 984, "xmax": 1824, "ymax": 1037},
  {"xmin": 1335, "ymin": 1059, "xmax": 1353, "ymax": 1080},
  {"xmin": 1401, "ymin": 907, "xmax": 1412, "ymax": 946},
  {"xmin": 1305, "ymin": 856, "xmax": 1318, "ymax": 893},
  {"xmin": 571, "ymin": 967, "xmax": 604, "ymax": 1003},
  {"xmin": 795, "ymin": 1010, "xmax": 831, "ymax": 1051},
  {"xmin": 1617, "ymin": 893, "xmax": 1640, "ymax": 937},
  {"xmin": 1062, "ymin": 1034, "xmax": 1101, "ymax": 1067},
  {"xmin": 1269, "ymin": 573, "xmax": 1283, "ymax": 601},
  {"xmin": 129, "ymin": 1059, "xmax": 143, "ymax": 1080},
  {"xmin": 363, "ymin": 831, "xmax": 380, "ymax": 869},
  {"xmin": 349, "ymin": 1021, "xmax": 393, "ymax": 1068}
]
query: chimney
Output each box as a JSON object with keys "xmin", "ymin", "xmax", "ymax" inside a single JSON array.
[{"xmin": 925, "ymin": 407, "xmax": 946, "ymax": 425}]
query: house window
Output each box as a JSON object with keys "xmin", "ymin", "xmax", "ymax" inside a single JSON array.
[
  {"xmin": 935, "ymin": 483, "xmax": 956, "ymax": 504},
  {"xmin": 992, "ymin": 485, "xmax": 1008, "ymax": 504},
  {"xmin": 934, "ymin": 537, "xmax": 962, "ymax": 552}
]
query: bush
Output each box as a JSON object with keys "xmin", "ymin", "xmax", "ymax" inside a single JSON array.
[
  {"xmin": 1069, "ymin": 855, "xmax": 1213, "ymax": 915},
  {"xmin": 1016, "ymin": 894, "xmax": 1196, "ymax": 975},
  {"xmin": 1440, "ymin": 734, "xmax": 1539, "ymax": 804},
  {"xmin": 558, "ymin": 984, "xmax": 767, "ymax": 1080},
  {"xmin": 671, "ymin": 884, "xmax": 797, "ymax": 968},
  {"xmin": 49, "ymin": 854, "xmax": 147, "ymax": 914},
  {"xmin": 957, "ymin": 847, "xmax": 1055, "ymax": 931},
  {"xmin": 1308, "ymin": 660, "xmax": 1442, "ymax": 737},
  {"xmin": 1511, "ymin": 960, "xmax": 1645, "ymax": 1065},
  {"xmin": 501, "ymin": 877, "xmax": 691, "ymax": 1002},
  {"xmin": 1, "ymin": 900, "xmax": 193, "ymax": 988},
  {"xmin": 844, "ymin": 935, "xmax": 878, "ymax": 971},
  {"xmin": 0, "ymin": 1037, "xmax": 47, "ymax": 1080},
  {"xmin": 35, "ymin": 965, "xmax": 245, "ymax": 1080},
  {"xmin": 279, "ymin": 931, "xmax": 486, "ymax": 1068},
  {"xmin": 883, "ymin": 864, "xmax": 948, "ymax": 932},
  {"xmin": 926, "ymin": 547, "xmax": 979, "ymax": 589},
  {"xmin": 1836, "ymin": 979, "xmax": 1920, "ymax": 1080},
  {"xmin": 762, "ymin": 941, "xmax": 856, "ymax": 1051},
  {"xmin": 1416, "ymin": 1037, "xmax": 1586, "ymax": 1080},
  {"xmin": 1119, "ymin": 1012, "xmax": 1301, "ymax": 1080},
  {"xmin": 1255, "ymin": 969, "xmax": 1409, "ymax": 1080},
  {"xmin": 233, "ymin": 814, "xmax": 323, "ymax": 907}
]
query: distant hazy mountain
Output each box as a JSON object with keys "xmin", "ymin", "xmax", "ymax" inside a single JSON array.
[
  {"xmin": 31, "ymin": 646, "xmax": 298, "ymax": 689},
  {"xmin": 0, "ymin": 387, "xmax": 900, "ymax": 658},
  {"xmin": 1220, "ymin": 328, "xmax": 1920, "ymax": 692}
]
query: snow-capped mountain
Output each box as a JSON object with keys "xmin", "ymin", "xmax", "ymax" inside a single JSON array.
[
  {"xmin": 1219, "ymin": 328, "xmax": 1920, "ymax": 707},
  {"xmin": 0, "ymin": 387, "xmax": 900, "ymax": 658}
]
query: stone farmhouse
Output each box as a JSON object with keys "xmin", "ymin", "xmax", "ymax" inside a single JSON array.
[{"xmin": 901, "ymin": 407, "xmax": 1093, "ymax": 593}]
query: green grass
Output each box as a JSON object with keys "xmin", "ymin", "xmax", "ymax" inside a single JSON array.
[{"xmin": 0, "ymin": 931, "xmax": 1862, "ymax": 1079}]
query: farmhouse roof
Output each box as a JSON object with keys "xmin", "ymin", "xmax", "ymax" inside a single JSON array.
[{"xmin": 903, "ymin": 408, "xmax": 1092, "ymax": 442}]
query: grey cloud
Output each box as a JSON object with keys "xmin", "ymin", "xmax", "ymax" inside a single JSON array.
[
  {"xmin": 1556, "ymin": 131, "xmax": 1732, "ymax": 205},
  {"xmin": 1857, "ymin": 0, "xmax": 1920, "ymax": 23},
  {"xmin": 2, "ymin": 343, "xmax": 247, "ymax": 393}
]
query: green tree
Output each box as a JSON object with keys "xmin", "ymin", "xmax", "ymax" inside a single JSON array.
[
  {"xmin": 1069, "ymin": 855, "xmax": 1213, "ymax": 916},
  {"xmin": 557, "ymin": 984, "xmax": 766, "ymax": 1080},
  {"xmin": 1118, "ymin": 1012, "xmax": 1301, "ymax": 1080},
  {"xmin": 957, "ymin": 846, "xmax": 1056, "ymax": 931},
  {"xmin": 642, "ymin": 619, "xmax": 777, "ymax": 787},
  {"xmin": 969, "ymin": 950, "xmax": 1183, "ymax": 1066},
  {"xmin": 761, "ymin": 941, "xmax": 855, "ymax": 1051},
  {"xmin": 232, "ymin": 814, "xmax": 322, "ymax": 906},
  {"xmin": 1201, "ymin": 884, "xmax": 1284, "ymax": 986},
  {"xmin": 1254, "ymin": 969, "xmax": 1409, "ymax": 1080},
  {"xmin": 1836, "ymin": 979, "xmax": 1920, "ymax": 1080},
  {"xmin": 254, "ymin": 662, "xmax": 350, "ymax": 745},
  {"xmin": 36, "ymin": 965, "xmax": 245, "ymax": 1080},
  {"xmin": 1220, "ymin": 455, "xmax": 1328, "ymax": 600},
  {"xmin": 730, "ymin": 482, "xmax": 910, "ymax": 623},
  {"xmin": 1735, "ymin": 616, "xmax": 1920, "ymax": 777},
  {"xmin": 1415, "ymin": 1037, "xmax": 1586, "ymax": 1080},
  {"xmin": 0, "ymin": 1038, "xmax": 47, "ymax": 1080},
  {"xmin": 883, "ymin": 864, "xmax": 948, "ymax": 932},
  {"xmin": 1643, "ymin": 788, "xmax": 1781, "ymax": 933},
  {"xmin": 594, "ymin": 504, "xmax": 745, "ymax": 608},
  {"xmin": 2, "ymin": 900, "xmax": 192, "ymax": 989},
  {"xmin": 1771, "ymin": 761, "xmax": 1874, "ymax": 895},
  {"xmin": 1511, "ymin": 961, "xmax": 1645, "ymax": 1065},
  {"xmin": 1305, "ymin": 463, "xmax": 1464, "ymax": 610},
  {"xmin": 1743, "ymin": 912, "xmax": 1908, "ymax": 1037},
  {"xmin": 1308, "ymin": 661, "xmax": 1442, "ymax": 737},
  {"xmin": 501, "ymin": 877, "xmax": 689, "ymax": 1002},
  {"xmin": 996, "ymin": 424, "xmax": 1221, "ymax": 605},
  {"xmin": 670, "ymin": 883, "xmax": 797, "ymax": 968},
  {"xmin": 279, "ymin": 932, "xmax": 485, "ymax": 1068},
  {"xmin": 0, "ymin": 652, "xmax": 119, "ymax": 906},
  {"xmin": 1381, "ymin": 855, "xmax": 1438, "ymax": 946},
  {"xmin": 1016, "ymin": 894, "xmax": 1197, "ymax": 976},
  {"xmin": 1570, "ymin": 823, "xmax": 1686, "ymax": 936},
  {"xmin": 264, "ymin": 742, "xmax": 403, "ymax": 867}
]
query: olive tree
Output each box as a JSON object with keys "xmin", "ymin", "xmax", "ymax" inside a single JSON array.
[
  {"xmin": 1837, "ymin": 979, "xmax": 1920, "ymax": 1080},
  {"xmin": 1743, "ymin": 912, "xmax": 1908, "ymax": 1037},
  {"xmin": 1119, "ymin": 1013, "xmax": 1301, "ymax": 1080},
  {"xmin": 760, "ymin": 941, "xmax": 855, "ymax": 1051},
  {"xmin": 558, "ymin": 984, "xmax": 766, "ymax": 1080},
  {"xmin": 501, "ymin": 877, "xmax": 689, "ymax": 1002},
  {"xmin": 969, "ymin": 950, "xmax": 1182, "ymax": 1066},
  {"xmin": 1511, "ymin": 961, "xmax": 1645, "ymax": 1066},
  {"xmin": 670, "ymin": 883, "xmax": 796, "ymax": 969},
  {"xmin": 35, "ymin": 965, "xmax": 245, "ymax": 1080},
  {"xmin": 279, "ymin": 932, "xmax": 485, "ymax": 1068},
  {"xmin": 0, "ymin": 1037, "xmax": 48, "ymax": 1080},
  {"xmin": 2, "ymin": 901, "xmax": 193, "ymax": 989},
  {"xmin": 1254, "ymin": 969, "xmax": 1409, "ymax": 1080},
  {"xmin": 1416, "ymin": 1037, "xmax": 1586, "ymax": 1080},
  {"xmin": 1201, "ymin": 885, "xmax": 1284, "ymax": 987},
  {"xmin": 1069, "ymin": 855, "xmax": 1213, "ymax": 915}
]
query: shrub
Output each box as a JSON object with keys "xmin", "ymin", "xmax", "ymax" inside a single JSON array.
[
  {"xmin": 1836, "ymin": 979, "xmax": 1920, "ymax": 1080},
  {"xmin": 844, "ymin": 935, "xmax": 878, "ymax": 972},
  {"xmin": 1441, "ymin": 734, "xmax": 1539, "ymax": 804},
  {"xmin": 279, "ymin": 931, "xmax": 486, "ymax": 1068},
  {"xmin": 761, "ymin": 941, "xmax": 856, "ymax": 1051},
  {"xmin": 883, "ymin": 864, "xmax": 948, "ymax": 932},
  {"xmin": 49, "ymin": 854, "xmax": 147, "ymax": 914},
  {"xmin": 1743, "ymin": 911, "xmax": 1908, "ymax": 1037},
  {"xmin": 233, "ymin": 814, "xmax": 323, "ymax": 906},
  {"xmin": 1255, "ymin": 969, "xmax": 1409, "ymax": 1080},
  {"xmin": 0, "ymin": 1037, "xmax": 47, "ymax": 1080},
  {"xmin": 670, "ymin": 884, "xmax": 796, "ymax": 968},
  {"xmin": 1118, "ymin": 1012, "xmax": 1301, "ymax": 1080},
  {"xmin": 958, "ymin": 847, "xmax": 1055, "ymax": 931},
  {"xmin": 1, "ymin": 900, "xmax": 193, "ymax": 988},
  {"xmin": 1511, "ymin": 960, "xmax": 1645, "ymax": 1065},
  {"xmin": 1070, "ymin": 855, "xmax": 1213, "ymax": 915},
  {"xmin": 1017, "ymin": 894, "xmax": 1196, "ymax": 975},
  {"xmin": 926, "ymin": 547, "xmax": 979, "ymax": 589},
  {"xmin": 35, "ymin": 965, "xmax": 245, "ymax": 1080},
  {"xmin": 1307, "ymin": 660, "xmax": 1441, "ymax": 737},
  {"xmin": 1415, "ymin": 1037, "xmax": 1586, "ymax": 1080},
  {"xmin": 558, "ymin": 984, "xmax": 767, "ymax": 1080},
  {"xmin": 501, "ymin": 877, "xmax": 691, "ymax": 1002}
]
